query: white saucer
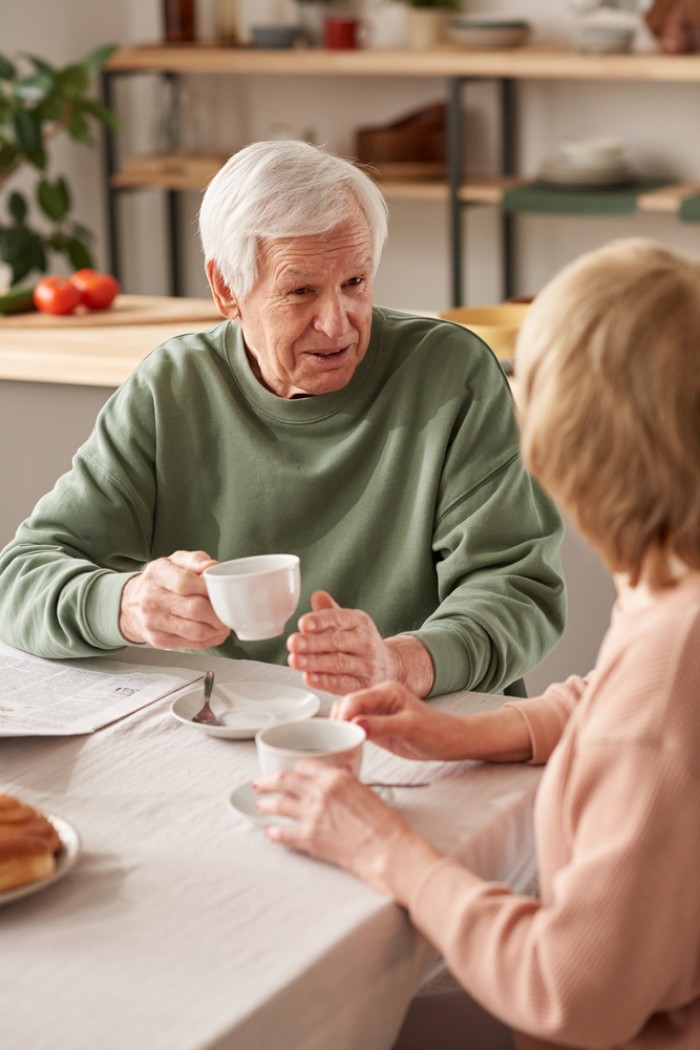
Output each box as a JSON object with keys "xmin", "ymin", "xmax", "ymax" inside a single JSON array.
[
  {"xmin": 170, "ymin": 680, "xmax": 320, "ymax": 740},
  {"xmin": 228, "ymin": 780, "xmax": 394, "ymax": 828},
  {"xmin": 228, "ymin": 782, "xmax": 294, "ymax": 827},
  {"xmin": 0, "ymin": 814, "xmax": 81, "ymax": 907}
]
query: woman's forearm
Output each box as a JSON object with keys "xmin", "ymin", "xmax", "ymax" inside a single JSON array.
[
  {"xmin": 417, "ymin": 704, "xmax": 533, "ymax": 764},
  {"xmin": 455, "ymin": 706, "xmax": 533, "ymax": 763}
]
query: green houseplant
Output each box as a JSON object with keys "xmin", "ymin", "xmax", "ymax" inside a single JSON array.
[{"xmin": 0, "ymin": 43, "xmax": 120, "ymax": 291}]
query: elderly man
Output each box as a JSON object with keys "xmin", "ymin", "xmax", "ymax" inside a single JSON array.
[{"xmin": 0, "ymin": 141, "xmax": 565, "ymax": 698}]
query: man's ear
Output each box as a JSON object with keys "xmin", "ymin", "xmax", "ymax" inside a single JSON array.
[{"xmin": 206, "ymin": 260, "xmax": 240, "ymax": 319}]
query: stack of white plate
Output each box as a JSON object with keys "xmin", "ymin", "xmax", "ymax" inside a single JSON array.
[
  {"xmin": 537, "ymin": 136, "xmax": 633, "ymax": 188},
  {"xmin": 447, "ymin": 16, "xmax": 530, "ymax": 50}
]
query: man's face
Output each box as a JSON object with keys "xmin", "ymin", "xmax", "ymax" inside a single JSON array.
[{"xmin": 217, "ymin": 211, "xmax": 375, "ymax": 399}]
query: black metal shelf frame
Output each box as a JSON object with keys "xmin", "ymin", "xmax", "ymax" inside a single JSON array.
[
  {"xmin": 100, "ymin": 66, "xmax": 517, "ymax": 306},
  {"xmin": 446, "ymin": 74, "xmax": 517, "ymax": 307}
]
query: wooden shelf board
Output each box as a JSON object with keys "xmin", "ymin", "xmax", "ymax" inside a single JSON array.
[
  {"xmin": 112, "ymin": 159, "xmax": 698, "ymax": 214},
  {"xmin": 106, "ymin": 43, "xmax": 700, "ymax": 84},
  {"xmin": 636, "ymin": 180, "xmax": 700, "ymax": 212},
  {"xmin": 459, "ymin": 176, "xmax": 527, "ymax": 203}
]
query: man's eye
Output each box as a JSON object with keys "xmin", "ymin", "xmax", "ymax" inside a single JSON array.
[
  {"xmin": 290, "ymin": 286, "xmax": 312, "ymax": 296},
  {"xmin": 345, "ymin": 276, "xmax": 364, "ymax": 288}
]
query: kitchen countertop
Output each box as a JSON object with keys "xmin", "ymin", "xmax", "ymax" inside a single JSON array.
[{"xmin": 0, "ymin": 295, "xmax": 222, "ymax": 387}]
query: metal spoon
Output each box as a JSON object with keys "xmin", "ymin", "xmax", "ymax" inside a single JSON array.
[{"xmin": 192, "ymin": 670, "xmax": 220, "ymax": 726}]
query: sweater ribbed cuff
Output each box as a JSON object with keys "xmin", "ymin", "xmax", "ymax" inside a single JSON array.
[{"xmin": 83, "ymin": 570, "xmax": 141, "ymax": 650}]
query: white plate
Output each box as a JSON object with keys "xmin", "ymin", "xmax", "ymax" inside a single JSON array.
[
  {"xmin": 0, "ymin": 814, "xmax": 81, "ymax": 906},
  {"xmin": 170, "ymin": 680, "xmax": 321, "ymax": 740},
  {"xmin": 536, "ymin": 159, "xmax": 634, "ymax": 188},
  {"xmin": 228, "ymin": 780, "xmax": 394, "ymax": 828}
]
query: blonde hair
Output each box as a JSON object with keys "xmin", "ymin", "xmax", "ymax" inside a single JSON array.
[{"xmin": 517, "ymin": 238, "xmax": 700, "ymax": 588}]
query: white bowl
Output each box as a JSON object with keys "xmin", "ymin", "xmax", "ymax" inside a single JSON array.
[
  {"xmin": 558, "ymin": 136, "xmax": 624, "ymax": 169},
  {"xmin": 447, "ymin": 18, "xmax": 530, "ymax": 50},
  {"xmin": 578, "ymin": 25, "xmax": 634, "ymax": 54}
]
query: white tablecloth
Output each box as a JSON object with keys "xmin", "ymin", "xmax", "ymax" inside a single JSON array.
[{"xmin": 0, "ymin": 648, "xmax": 541, "ymax": 1050}]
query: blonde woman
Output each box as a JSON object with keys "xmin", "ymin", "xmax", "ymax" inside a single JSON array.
[{"xmin": 255, "ymin": 238, "xmax": 700, "ymax": 1050}]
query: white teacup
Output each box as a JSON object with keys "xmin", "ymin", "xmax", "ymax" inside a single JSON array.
[
  {"xmin": 204, "ymin": 554, "xmax": 300, "ymax": 641},
  {"xmin": 256, "ymin": 718, "xmax": 366, "ymax": 776}
]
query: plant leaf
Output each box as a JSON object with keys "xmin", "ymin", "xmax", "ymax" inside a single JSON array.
[
  {"xmin": 11, "ymin": 108, "xmax": 42, "ymax": 156},
  {"xmin": 8, "ymin": 190, "xmax": 27, "ymax": 222},
  {"xmin": 37, "ymin": 175, "xmax": 70, "ymax": 221},
  {"xmin": 0, "ymin": 223, "xmax": 46, "ymax": 283},
  {"xmin": 24, "ymin": 54, "xmax": 54, "ymax": 76},
  {"xmin": 0, "ymin": 54, "xmax": 17, "ymax": 81},
  {"xmin": 15, "ymin": 72, "xmax": 54, "ymax": 103},
  {"xmin": 34, "ymin": 95, "xmax": 66, "ymax": 123},
  {"xmin": 0, "ymin": 140, "xmax": 19, "ymax": 175},
  {"xmin": 65, "ymin": 234, "xmax": 94, "ymax": 270},
  {"xmin": 56, "ymin": 63, "xmax": 90, "ymax": 97},
  {"xmin": 80, "ymin": 97, "xmax": 122, "ymax": 131},
  {"xmin": 83, "ymin": 43, "xmax": 118, "ymax": 74},
  {"xmin": 67, "ymin": 111, "xmax": 91, "ymax": 143}
]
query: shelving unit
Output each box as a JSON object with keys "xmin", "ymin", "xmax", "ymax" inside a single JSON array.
[{"xmin": 101, "ymin": 44, "xmax": 700, "ymax": 305}]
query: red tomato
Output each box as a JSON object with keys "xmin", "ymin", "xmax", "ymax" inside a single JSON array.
[
  {"xmin": 70, "ymin": 269, "xmax": 121, "ymax": 311},
  {"xmin": 33, "ymin": 276, "xmax": 82, "ymax": 316}
]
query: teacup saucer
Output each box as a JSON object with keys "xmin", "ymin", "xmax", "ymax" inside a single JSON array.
[
  {"xmin": 228, "ymin": 782, "xmax": 293, "ymax": 827},
  {"xmin": 170, "ymin": 681, "xmax": 320, "ymax": 740},
  {"xmin": 228, "ymin": 780, "xmax": 394, "ymax": 827}
]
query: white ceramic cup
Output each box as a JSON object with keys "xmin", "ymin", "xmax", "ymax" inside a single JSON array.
[
  {"xmin": 256, "ymin": 718, "xmax": 366, "ymax": 776},
  {"xmin": 203, "ymin": 554, "xmax": 300, "ymax": 641}
]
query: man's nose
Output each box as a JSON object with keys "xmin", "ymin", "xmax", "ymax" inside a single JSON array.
[{"xmin": 314, "ymin": 292, "xmax": 347, "ymax": 336}]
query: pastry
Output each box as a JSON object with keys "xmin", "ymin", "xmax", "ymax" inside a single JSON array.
[
  {"xmin": 0, "ymin": 816, "xmax": 61, "ymax": 853},
  {"xmin": 0, "ymin": 796, "xmax": 39, "ymax": 823},
  {"xmin": 0, "ymin": 836, "xmax": 56, "ymax": 893},
  {"xmin": 0, "ymin": 794, "xmax": 63, "ymax": 891}
]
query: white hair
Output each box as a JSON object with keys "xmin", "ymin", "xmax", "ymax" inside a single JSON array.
[{"xmin": 198, "ymin": 140, "xmax": 389, "ymax": 297}]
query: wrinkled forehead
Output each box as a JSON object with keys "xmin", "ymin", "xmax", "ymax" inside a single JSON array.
[{"xmin": 254, "ymin": 213, "xmax": 374, "ymax": 282}]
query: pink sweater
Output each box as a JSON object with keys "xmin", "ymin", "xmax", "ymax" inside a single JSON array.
[{"xmin": 408, "ymin": 577, "xmax": 700, "ymax": 1049}]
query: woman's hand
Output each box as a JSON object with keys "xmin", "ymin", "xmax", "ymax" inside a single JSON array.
[
  {"xmin": 119, "ymin": 550, "xmax": 231, "ymax": 650},
  {"xmin": 332, "ymin": 681, "xmax": 468, "ymax": 761},
  {"xmin": 334, "ymin": 681, "xmax": 534, "ymax": 765},
  {"xmin": 286, "ymin": 590, "xmax": 434, "ymax": 696},
  {"xmin": 254, "ymin": 760, "xmax": 441, "ymax": 900}
]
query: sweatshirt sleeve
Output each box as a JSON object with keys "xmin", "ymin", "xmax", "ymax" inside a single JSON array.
[
  {"xmin": 414, "ymin": 457, "xmax": 566, "ymax": 695},
  {"xmin": 406, "ymin": 746, "xmax": 700, "ymax": 1047},
  {"xmin": 409, "ymin": 357, "xmax": 566, "ymax": 696},
  {"xmin": 0, "ymin": 374, "xmax": 156, "ymax": 658},
  {"xmin": 503, "ymin": 675, "xmax": 589, "ymax": 764}
]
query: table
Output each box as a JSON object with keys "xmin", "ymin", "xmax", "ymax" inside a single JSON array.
[{"xmin": 0, "ymin": 647, "xmax": 541, "ymax": 1050}]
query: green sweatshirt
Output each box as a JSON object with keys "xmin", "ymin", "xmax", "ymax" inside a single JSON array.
[{"xmin": 0, "ymin": 307, "xmax": 565, "ymax": 695}]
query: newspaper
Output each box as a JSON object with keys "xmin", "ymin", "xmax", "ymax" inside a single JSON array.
[{"xmin": 0, "ymin": 643, "xmax": 202, "ymax": 737}]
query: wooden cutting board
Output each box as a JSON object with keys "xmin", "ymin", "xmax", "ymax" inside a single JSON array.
[{"xmin": 0, "ymin": 294, "xmax": 221, "ymax": 328}]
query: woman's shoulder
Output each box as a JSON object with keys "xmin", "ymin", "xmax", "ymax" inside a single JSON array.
[{"xmin": 584, "ymin": 579, "xmax": 700, "ymax": 770}]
